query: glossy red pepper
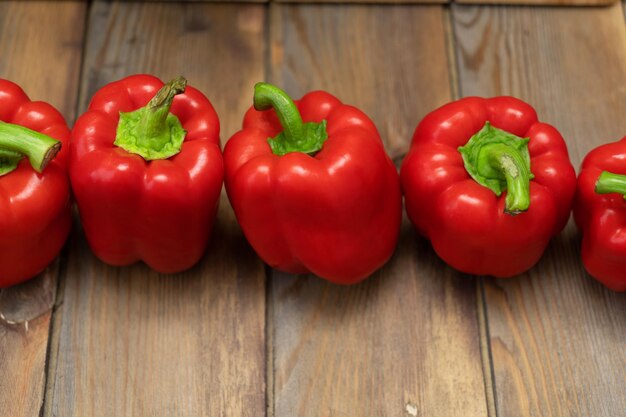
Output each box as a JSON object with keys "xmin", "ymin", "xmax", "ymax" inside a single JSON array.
[
  {"xmin": 224, "ymin": 83, "xmax": 401, "ymax": 284},
  {"xmin": 401, "ymin": 97, "xmax": 576, "ymax": 277},
  {"xmin": 574, "ymin": 136, "xmax": 626, "ymax": 291},
  {"xmin": 0, "ymin": 79, "xmax": 71, "ymax": 287},
  {"xmin": 70, "ymin": 75, "xmax": 223, "ymax": 273}
]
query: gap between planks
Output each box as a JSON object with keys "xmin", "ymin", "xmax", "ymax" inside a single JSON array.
[
  {"xmin": 264, "ymin": 5, "xmax": 276, "ymax": 417},
  {"xmin": 443, "ymin": 7, "xmax": 498, "ymax": 417},
  {"xmin": 0, "ymin": 2, "xmax": 86, "ymax": 417},
  {"xmin": 42, "ymin": 0, "xmax": 94, "ymax": 414}
]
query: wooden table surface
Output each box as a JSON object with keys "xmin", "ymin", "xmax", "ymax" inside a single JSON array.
[{"xmin": 1, "ymin": 1, "xmax": 625, "ymax": 416}]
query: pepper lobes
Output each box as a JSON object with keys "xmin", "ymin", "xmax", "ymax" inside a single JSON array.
[
  {"xmin": 224, "ymin": 83, "xmax": 401, "ymax": 284},
  {"xmin": 0, "ymin": 79, "xmax": 71, "ymax": 287},
  {"xmin": 401, "ymin": 97, "xmax": 576, "ymax": 277},
  {"xmin": 574, "ymin": 136, "xmax": 626, "ymax": 291},
  {"xmin": 70, "ymin": 75, "xmax": 223, "ymax": 273}
]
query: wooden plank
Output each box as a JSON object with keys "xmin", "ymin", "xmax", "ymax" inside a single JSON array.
[
  {"xmin": 275, "ymin": 0, "xmax": 619, "ymax": 5},
  {"xmin": 0, "ymin": 2, "xmax": 85, "ymax": 417},
  {"xmin": 275, "ymin": 0, "xmax": 448, "ymax": 4},
  {"xmin": 0, "ymin": 264, "xmax": 58, "ymax": 417},
  {"xmin": 0, "ymin": 1, "xmax": 85, "ymax": 120},
  {"xmin": 160, "ymin": 0, "xmax": 445, "ymax": 3},
  {"xmin": 453, "ymin": 4, "xmax": 626, "ymax": 416},
  {"xmin": 457, "ymin": 0, "xmax": 616, "ymax": 6},
  {"xmin": 160, "ymin": 0, "xmax": 268, "ymax": 2},
  {"xmin": 268, "ymin": 5, "xmax": 489, "ymax": 417},
  {"xmin": 46, "ymin": 2, "xmax": 267, "ymax": 416},
  {"xmin": 150, "ymin": 0, "xmax": 619, "ymax": 4}
]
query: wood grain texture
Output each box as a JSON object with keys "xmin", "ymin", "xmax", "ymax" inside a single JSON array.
[
  {"xmin": 160, "ymin": 0, "xmax": 268, "ymax": 2},
  {"xmin": 0, "ymin": 1, "xmax": 85, "ymax": 121},
  {"xmin": 275, "ymin": 0, "xmax": 448, "ymax": 4},
  {"xmin": 457, "ymin": 0, "xmax": 617, "ymax": 6},
  {"xmin": 46, "ymin": 2, "xmax": 267, "ymax": 416},
  {"xmin": 268, "ymin": 5, "xmax": 489, "ymax": 417},
  {"xmin": 0, "ymin": 2, "xmax": 85, "ymax": 416},
  {"xmin": 453, "ymin": 4, "xmax": 626, "ymax": 416},
  {"xmin": 0, "ymin": 264, "xmax": 58, "ymax": 417}
]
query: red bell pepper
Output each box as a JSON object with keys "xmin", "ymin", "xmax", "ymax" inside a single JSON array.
[
  {"xmin": 224, "ymin": 83, "xmax": 401, "ymax": 284},
  {"xmin": 0, "ymin": 79, "xmax": 71, "ymax": 287},
  {"xmin": 401, "ymin": 97, "xmax": 576, "ymax": 277},
  {"xmin": 574, "ymin": 136, "xmax": 626, "ymax": 291},
  {"xmin": 70, "ymin": 75, "xmax": 223, "ymax": 273}
]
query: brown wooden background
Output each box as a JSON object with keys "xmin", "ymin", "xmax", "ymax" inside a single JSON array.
[{"xmin": 0, "ymin": 1, "xmax": 625, "ymax": 416}]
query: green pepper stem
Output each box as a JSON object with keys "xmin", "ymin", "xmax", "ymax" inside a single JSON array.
[
  {"xmin": 136, "ymin": 76, "xmax": 187, "ymax": 150},
  {"xmin": 484, "ymin": 143, "xmax": 531, "ymax": 215},
  {"xmin": 0, "ymin": 121, "xmax": 61, "ymax": 177},
  {"xmin": 458, "ymin": 122, "xmax": 533, "ymax": 216},
  {"xmin": 254, "ymin": 82, "xmax": 304, "ymax": 143},
  {"xmin": 253, "ymin": 82, "xmax": 328, "ymax": 156},
  {"xmin": 595, "ymin": 171, "xmax": 626, "ymax": 199},
  {"xmin": 114, "ymin": 76, "xmax": 187, "ymax": 161}
]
